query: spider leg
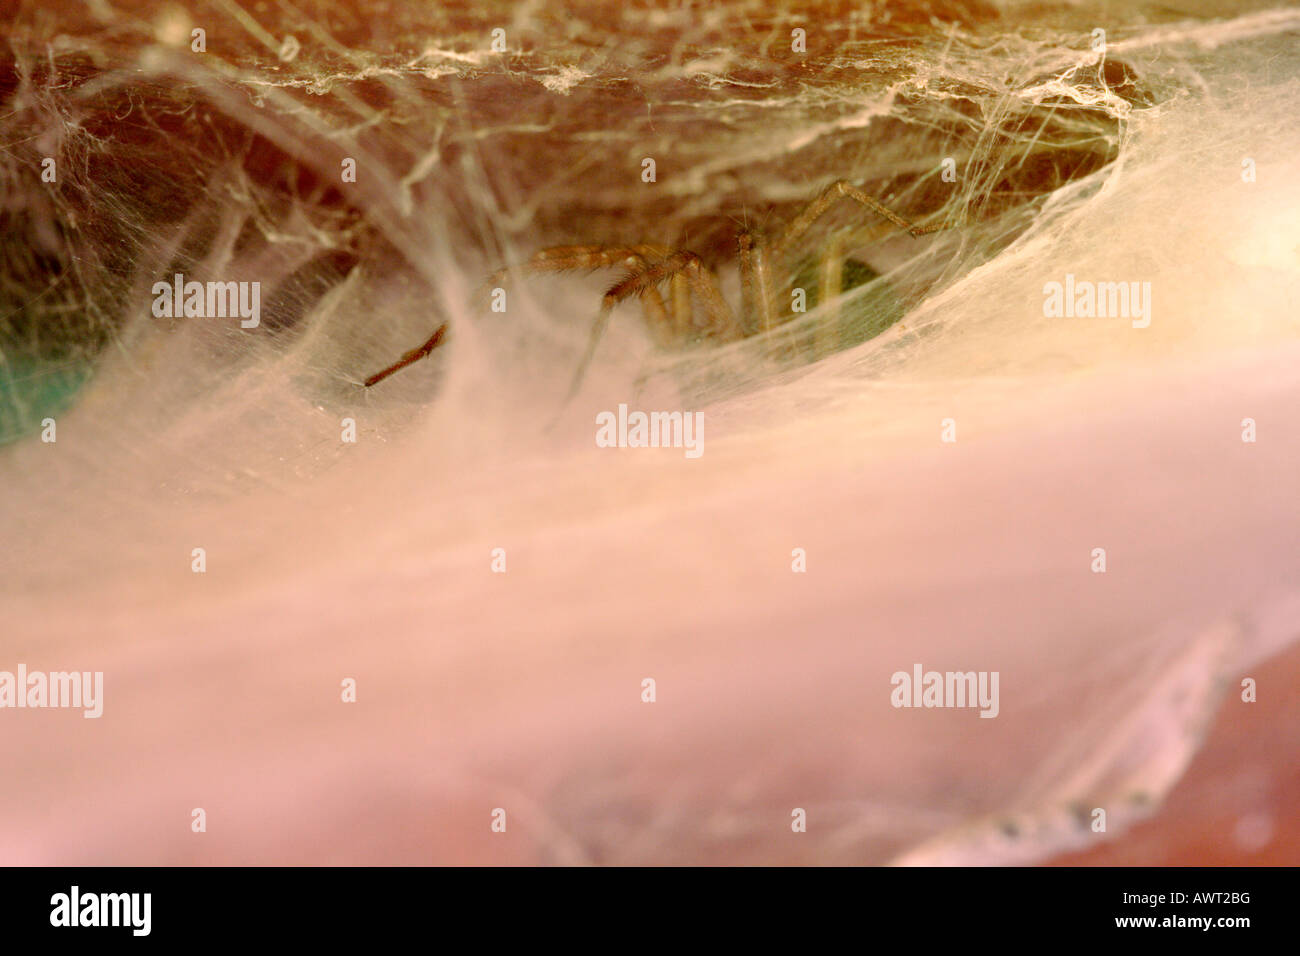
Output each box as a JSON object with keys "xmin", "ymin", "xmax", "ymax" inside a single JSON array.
[
  {"xmin": 771, "ymin": 179, "xmax": 950, "ymax": 258},
  {"xmin": 488, "ymin": 244, "xmax": 679, "ymax": 359},
  {"xmin": 488, "ymin": 245, "xmax": 673, "ymax": 286},
  {"xmin": 639, "ymin": 284, "xmax": 675, "ymax": 347},
  {"xmin": 365, "ymin": 246, "xmax": 682, "ymax": 389},
  {"xmin": 363, "ymin": 323, "xmax": 448, "ymax": 387},
  {"xmin": 906, "ymin": 219, "xmax": 952, "ymax": 236},
  {"xmin": 738, "ymin": 229, "xmax": 779, "ymax": 336},
  {"xmin": 814, "ymin": 234, "xmax": 844, "ymax": 359},
  {"xmin": 506, "ymin": 244, "xmax": 684, "ymax": 347},
  {"xmin": 506, "ymin": 246, "xmax": 682, "ymax": 393},
  {"xmin": 567, "ymin": 250, "xmax": 739, "ymax": 397},
  {"xmin": 670, "ymin": 274, "xmax": 692, "ymax": 341},
  {"xmin": 675, "ymin": 253, "xmax": 741, "ymax": 342}
]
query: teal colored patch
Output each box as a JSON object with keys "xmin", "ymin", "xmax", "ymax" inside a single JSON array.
[
  {"xmin": 790, "ymin": 257, "xmax": 905, "ymax": 351},
  {"xmin": 0, "ymin": 356, "xmax": 93, "ymax": 445}
]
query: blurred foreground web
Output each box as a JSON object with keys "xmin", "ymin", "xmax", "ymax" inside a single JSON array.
[{"xmin": 0, "ymin": 1, "xmax": 1298, "ymax": 865}]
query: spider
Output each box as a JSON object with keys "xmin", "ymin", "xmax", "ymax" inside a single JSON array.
[{"xmin": 362, "ymin": 179, "xmax": 954, "ymax": 390}]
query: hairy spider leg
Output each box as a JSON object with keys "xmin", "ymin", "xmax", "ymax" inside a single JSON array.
[
  {"xmin": 567, "ymin": 249, "xmax": 740, "ymax": 398},
  {"xmin": 670, "ymin": 274, "xmax": 692, "ymax": 340},
  {"xmin": 772, "ymin": 180, "xmax": 946, "ymax": 259},
  {"xmin": 815, "ymin": 234, "xmax": 845, "ymax": 358},
  {"xmin": 754, "ymin": 180, "xmax": 956, "ymax": 357},
  {"xmin": 363, "ymin": 246, "xmax": 680, "ymax": 387},
  {"xmin": 363, "ymin": 323, "xmax": 448, "ymax": 387},
  {"xmin": 482, "ymin": 244, "xmax": 704, "ymax": 393},
  {"xmin": 494, "ymin": 244, "xmax": 673, "ymax": 280},
  {"xmin": 490, "ymin": 244, "xmax": 682, "ymax": 344},
  {"xmin": 737, "ymin": 229, "xmax": 780, "ymax": 336}
]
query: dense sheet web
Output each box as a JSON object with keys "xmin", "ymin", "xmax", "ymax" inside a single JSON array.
[{"xmin": 1, "ymin": 1, "xmax": 1298, "ymax": 864}]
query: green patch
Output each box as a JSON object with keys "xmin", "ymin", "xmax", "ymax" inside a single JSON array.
[
  {"xmin": 0, "ymin": 355, "xmax": 93, "ymax": 445},
  {"xmin": 789, "ymin": 257, "xmax": 906, "ymax": 352}
]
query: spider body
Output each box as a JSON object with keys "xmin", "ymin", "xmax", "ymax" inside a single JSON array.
[{"xmin": 362, "ymin": 180, "xmax": 950, "ymax": 390}]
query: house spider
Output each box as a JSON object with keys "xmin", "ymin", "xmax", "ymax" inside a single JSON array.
[{"xmin": 362, "ymin": 179, "xmax": 954, "ymax": 390}]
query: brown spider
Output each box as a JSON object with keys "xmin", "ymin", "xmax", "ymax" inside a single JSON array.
[{"xmin": 362, "ymin": 180, "xmax": 953, "ymax": 391}]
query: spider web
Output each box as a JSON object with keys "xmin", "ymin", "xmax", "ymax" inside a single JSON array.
[{"xmin": 1, "ymin": 0, "xmax": 1298, "ymax": 865}]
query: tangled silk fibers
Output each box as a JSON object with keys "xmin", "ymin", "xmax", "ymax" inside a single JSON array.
[{"xmin": 1, "ymin": 1, "xmax": 1298, "ymax": 864}]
